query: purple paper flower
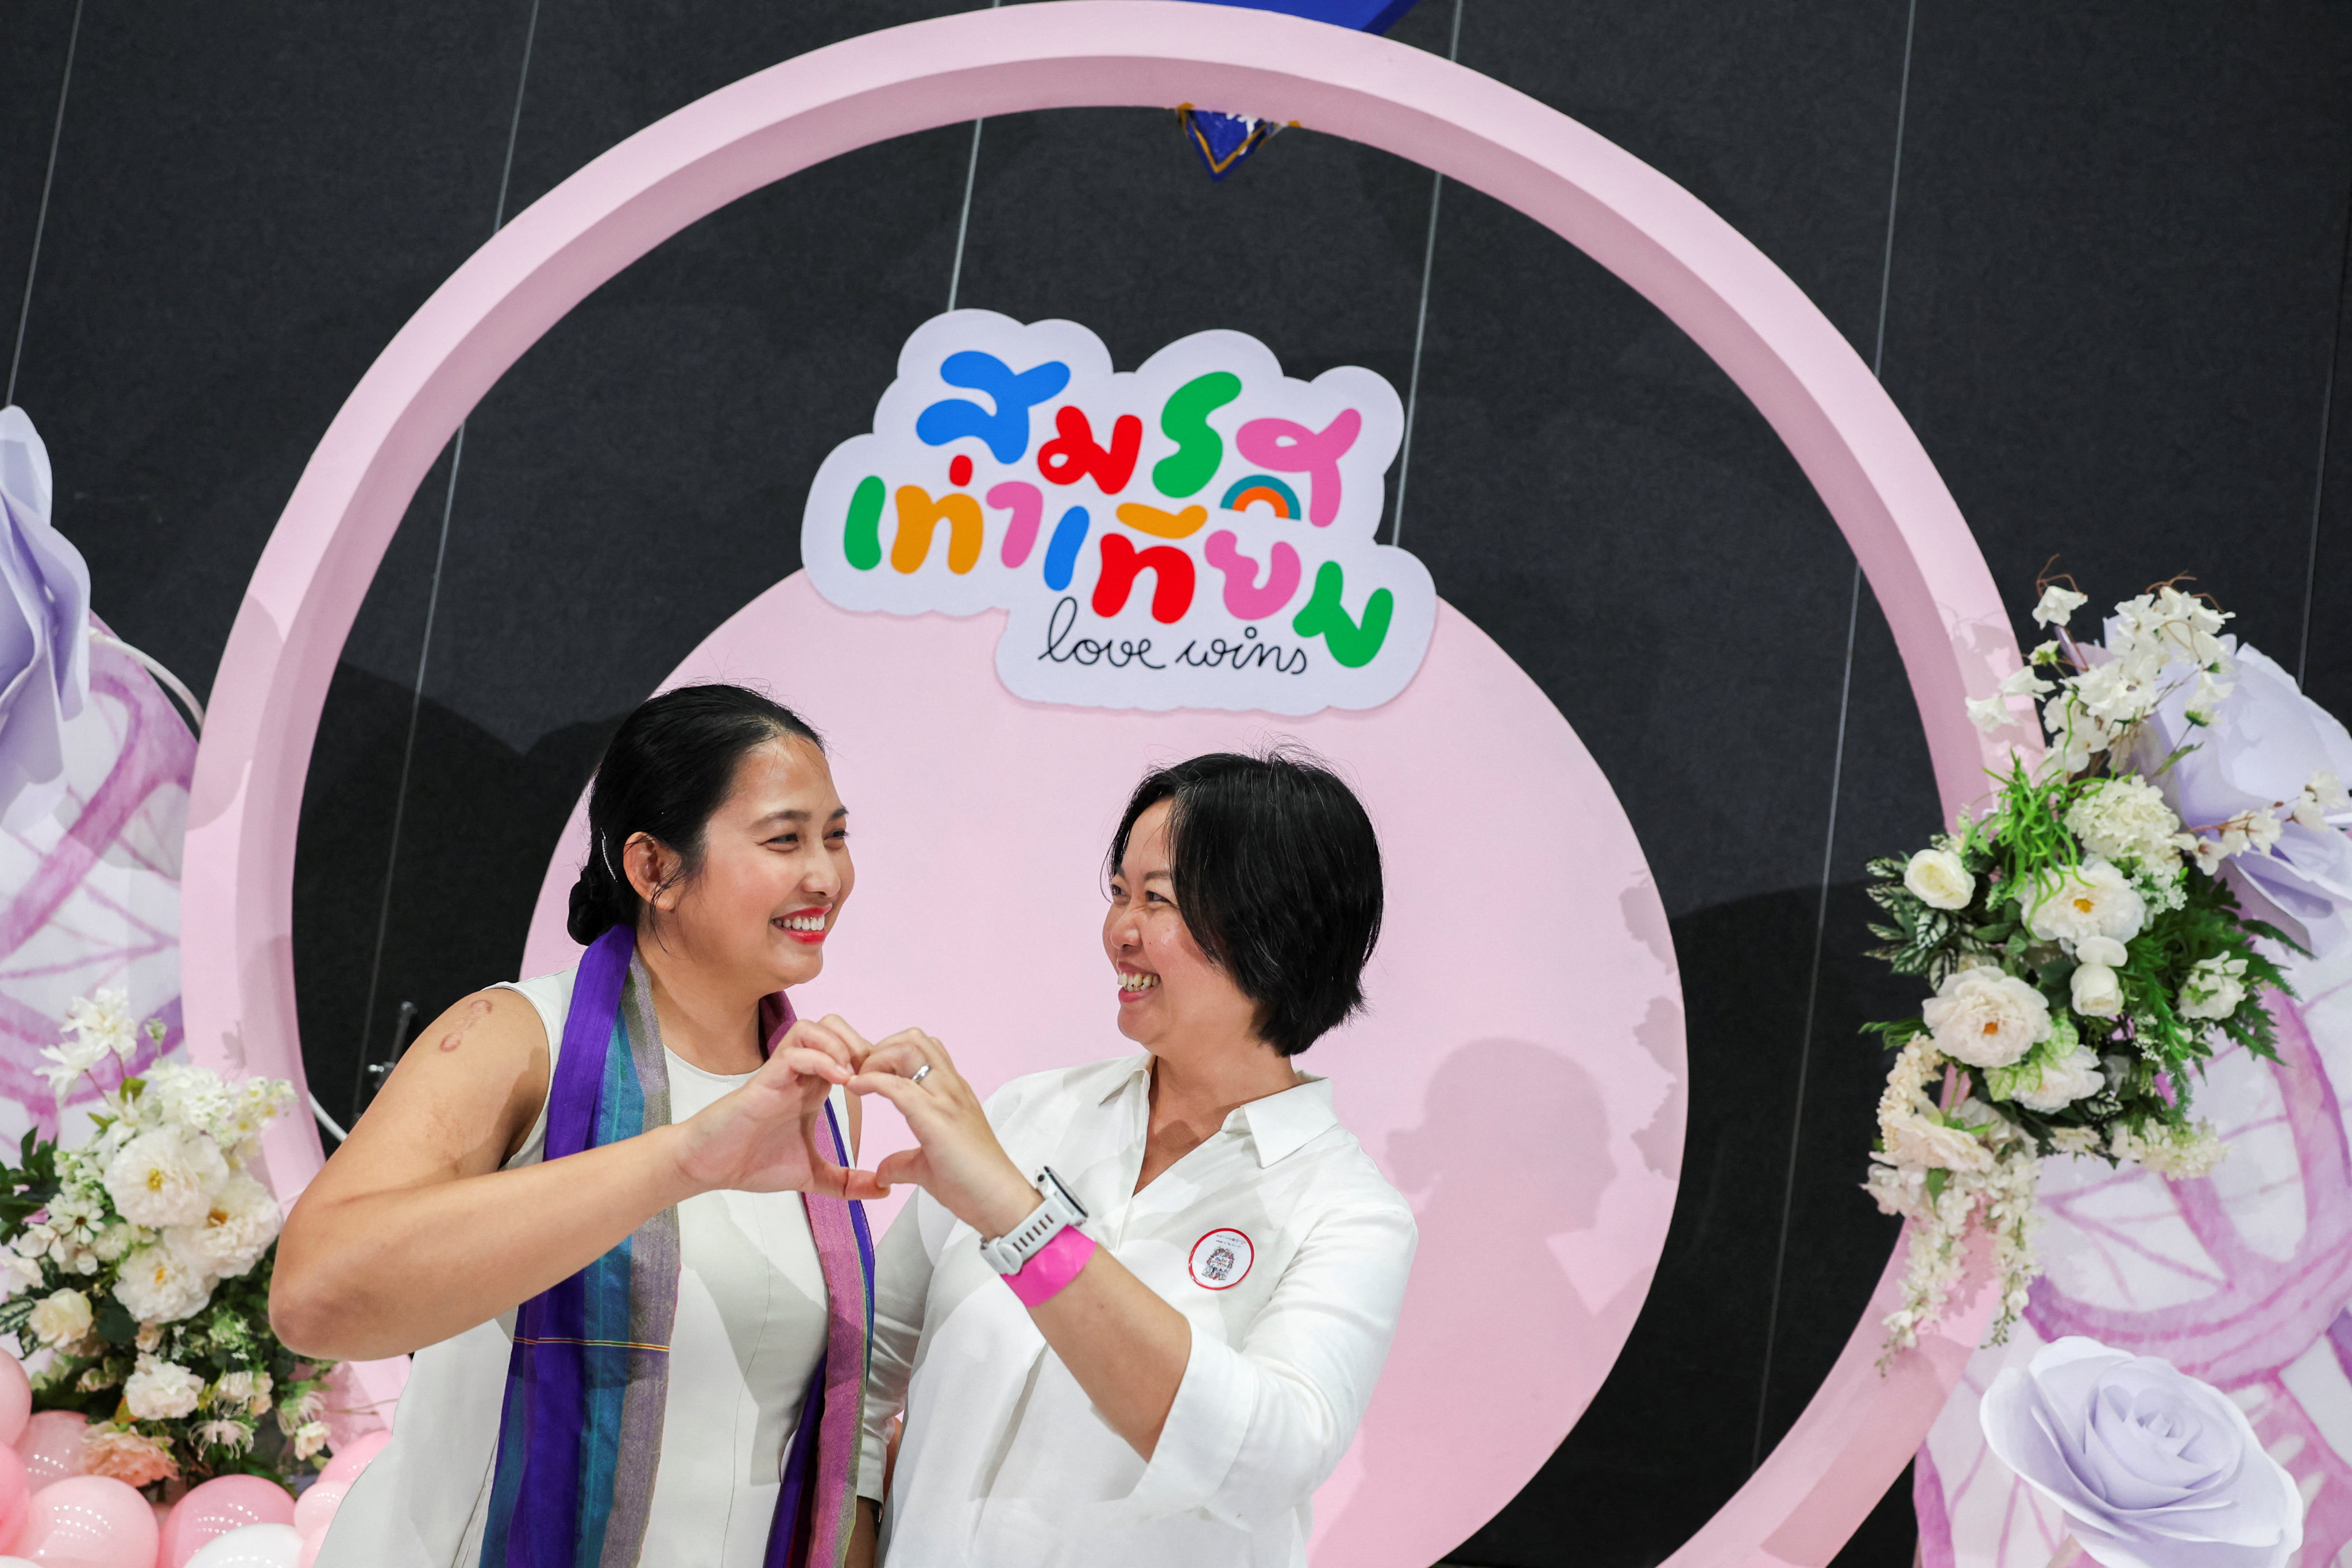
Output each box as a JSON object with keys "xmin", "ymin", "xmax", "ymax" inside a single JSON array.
[
  {"xmin": 0, "ymin": 406, "xmax": 90, "ymax": 825},
  {"xmin": 1980, "ymin": 1337, "xmax": 2303, "ymax": 1568},
  {"xmin": 2142, "ymin": 638, "xmax": 2352, "ymax": 956}
]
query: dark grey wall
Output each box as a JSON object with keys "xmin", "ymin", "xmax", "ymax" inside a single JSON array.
[{"xmin": 6, "ymin": 2, "xmax": 2347, "ymax": 1563}]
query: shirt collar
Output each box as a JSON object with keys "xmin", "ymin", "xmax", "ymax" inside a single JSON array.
[
  {"xmin": 1098, "ymin": 1056, "xmax": 1339, "ymax": 1167},
  {"xmin": 1098, "ymin": 1053, "xmax": 1155, "ymax": 1106},
  {"xmin": 1231, "ymin": 1076, "xmax": 1337, "ymax": 1167}
]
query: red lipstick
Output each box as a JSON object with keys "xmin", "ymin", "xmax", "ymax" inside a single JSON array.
[{"xmin": 779, "ymin": 907, "xmax": 830, "ymax": 945}]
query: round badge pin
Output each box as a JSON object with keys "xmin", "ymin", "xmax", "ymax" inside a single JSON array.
[{"xmin": 1188, "ymin": 1228, "xmax": 1254, "ymax": 1290}]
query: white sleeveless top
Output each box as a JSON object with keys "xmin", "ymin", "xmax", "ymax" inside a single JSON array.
[{"xmin": 318, "ymin": 967, "xmax": 839, "ymax": 1568}]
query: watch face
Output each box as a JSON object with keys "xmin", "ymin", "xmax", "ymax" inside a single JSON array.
[{"xmin": 1040, "ymin": 1167, "xmax": 1087, "ymax": 1220}]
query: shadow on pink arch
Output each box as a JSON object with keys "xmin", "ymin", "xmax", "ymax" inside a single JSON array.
[{"xmin": 517, "ymin": 575, "xmax": 1685, "ymax": 1565}]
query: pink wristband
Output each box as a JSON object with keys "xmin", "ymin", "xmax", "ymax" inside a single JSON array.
[{"xmin": 1003, "ymin": 1225, "xmax": 1097, "ymax": 1307}]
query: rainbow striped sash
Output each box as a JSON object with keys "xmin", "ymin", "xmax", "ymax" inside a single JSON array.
[{"xmin": 479, "ymin": 925, "xmax": 874, "ymax": 1567}]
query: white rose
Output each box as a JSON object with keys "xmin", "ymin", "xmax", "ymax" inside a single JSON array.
[
  {"xmin": 0, "ymin": 1254, "xmax": 42, "ymax": 1298},
  {"xmin": 2179, "ymin": 955, "xmax": 2250, "ymax": 1021},
  {"xmin": 26, "ymin": 1287, "xmax": 91, "ymax": 1345},
  {"xmin": 1903, "ymin": 848, "xmax": 1976, "ymax": 910},
  {"xmin": 2026, "ymin": 856, "xmax": 2148, "ymax": 946},
  {"xmin": 113, "ymin": 1242, "xmax": 210, "ymax": 1324},
  {"xmin": 1883, "ymin": 1110, "xmax": 1996, "ymax": 1173},
  {"xmin": 2011, "ymin": 1045, "xmax": 2107, "ymax": 1112},
  {"xmin": 291, "ymin": 1420, "xmax": 331, "ymax": 1462},
  {"xmin": 164, "ymin": 1170, "xmax": 280, "ymax": 1280},
  {"xmin": 2070, "ymin": 961, "xmax": 2125, "ymax": 1019},
  {"xmin": 1922, "ymin": 967, "xmax": 2053, "ymax": 1069},
  {"xmin": 104, "ymin": 1128, "xmax": 229, "ymax": 1229},
  {"xmin": 124, "ymin": 1356, "xmax": 206, "ymax": 1420}
]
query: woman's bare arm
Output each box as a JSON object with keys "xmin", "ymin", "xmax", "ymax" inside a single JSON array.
[
  {"xmin": 272, "ymin": 990, "xmax": 878, "ymax": 1361},
  {"xmin": 849, "ymin": 1034, "xmax": 1189, "ymax": 1459}
]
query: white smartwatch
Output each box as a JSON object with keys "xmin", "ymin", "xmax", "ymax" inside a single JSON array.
[{"xmin": 979, "ymin": 1167, "xmax": 1088, "ymax": 1276}]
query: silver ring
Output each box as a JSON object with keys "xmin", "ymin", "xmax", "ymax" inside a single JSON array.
[{"xmin": 909, "ymin": 1064, "xmax": 933, "ymax": 1086}]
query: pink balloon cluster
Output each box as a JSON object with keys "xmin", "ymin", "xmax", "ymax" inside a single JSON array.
[{"xmin": 0, "ymin": 1354, "xmax": 390, "ymax": 1567}]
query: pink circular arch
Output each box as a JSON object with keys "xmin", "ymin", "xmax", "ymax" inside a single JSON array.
[{"xmin": 183, "ymin": 3, "xmax": 2017, "ymax": 1561}]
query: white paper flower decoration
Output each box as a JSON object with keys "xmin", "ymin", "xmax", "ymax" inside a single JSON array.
[{"xmin": 1980, "ymin": 1337, "xmax": 2301, "ymax": 1568}]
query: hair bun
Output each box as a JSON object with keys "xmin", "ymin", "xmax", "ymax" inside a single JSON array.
[{"xmin": 567, "ymin": 854, "xmax": 625, "ymax": 946}]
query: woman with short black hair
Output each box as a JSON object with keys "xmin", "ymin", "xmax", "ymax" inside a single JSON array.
[
  {"xmin": 845, "ymin": 748, "xmax": 1417, "ymax": 1568},
  {"xmin": 281, "ymin": 684, "xmax": 885, "ymax": 1568}
]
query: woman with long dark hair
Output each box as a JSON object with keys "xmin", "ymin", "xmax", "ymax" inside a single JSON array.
[
  {"xmin": 845, "ymin": 749, "xmax": 1416, "ymax": 1568},
  {"xmin": 276, "ymin": 683, "xmax": 882, "ymax": 1568}
]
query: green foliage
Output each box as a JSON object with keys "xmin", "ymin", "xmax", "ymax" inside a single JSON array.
[
  {"xmin": 0, "ymin": 1090, "xmax": 325, "ymax": 1492},
  {"xmin": 1860, "ymin": 751, "xmax": 2292, "ymax": 1160},
  {"xmin": 0, "ymin": 1130, "xmax": 60, "ymax": 1230}
]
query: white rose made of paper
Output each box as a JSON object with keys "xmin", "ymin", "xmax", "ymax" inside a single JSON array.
[
  {"xmin": 1980, "ymin": 1337, "xmax": 2301, "ymax": 1568},
  {"xmin": 2144, "ymin": 639, "xmax": 2352, "ymax": 956},
  {"xmin": 1923, "ymin": 967, "xmax": 2052, "ymax": 1068},
  {"xmin": 0, "ymin": 406, "xmax": 92, "ymax": 828},
  {"xmin": 1905, "ymin": 848, "xmax": 1976, "ymax": 910}
]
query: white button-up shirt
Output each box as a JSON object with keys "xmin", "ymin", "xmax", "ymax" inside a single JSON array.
[{"xmin": 858, "ymin": 1054, "xmax": 1418, "ymax": 1568}]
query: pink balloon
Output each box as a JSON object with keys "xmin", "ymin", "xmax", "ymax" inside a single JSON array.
[
  {"xmin": 0, "ymin": 1360, "xmax": 30, "ymax": 1447},
  {"xmin": 16, "ymin": 1475, "xmax": 157, "ymax": 1567},
  {"xmin": 156, "ymin": 1478, "xmax": 292, "ymax": 1568},
  {"xmin": 11, "ymin": 1415, "xmax": 85, "ymax": 1492},
  {"xmin": 284, "ymin": 1483, "xmax": 341, "ymax": 1547},
  {"xmin": 292, "ymin": 1536, "xmax": 319, "ymax": 1568},
  {"xmin": 0, "ymin": 1443, "xmax": 30, "ymax": 1552},
  {"xmin": 312, "ymin": 1432, "xmax": 387, "ymax": 1493}
]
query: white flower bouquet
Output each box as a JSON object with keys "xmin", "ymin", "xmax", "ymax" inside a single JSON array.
[
  {"xmin": 1863, "ymin": 583, "xmax": 2335, "ymax": 1359},
  {"xmin": 0, "ymin": 988, "xmax": 330, "ymax": 1490}
]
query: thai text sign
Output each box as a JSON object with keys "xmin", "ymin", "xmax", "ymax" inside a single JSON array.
[{"xmin": 800, "ymin": 312, "xmax": 1436, "ymax": 714}]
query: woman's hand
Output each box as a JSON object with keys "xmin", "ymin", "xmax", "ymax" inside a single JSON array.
[
  {"xmin": 846, "ymin": 1029, "xmax": 1038, "ymax": 1237},
  {"xmin": 669, "ymin": 1017, "xmax": 889, "ymax": 1201}
]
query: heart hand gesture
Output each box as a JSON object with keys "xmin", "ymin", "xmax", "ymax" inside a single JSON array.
[{"xmin": 669, "ymin": 1017, "xmax": 889, "ymax": 1200}]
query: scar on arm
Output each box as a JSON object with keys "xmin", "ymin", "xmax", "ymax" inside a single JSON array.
[{"xmin": 437, "ymin": 997, "xmax": 496, "ymax": 1052}]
